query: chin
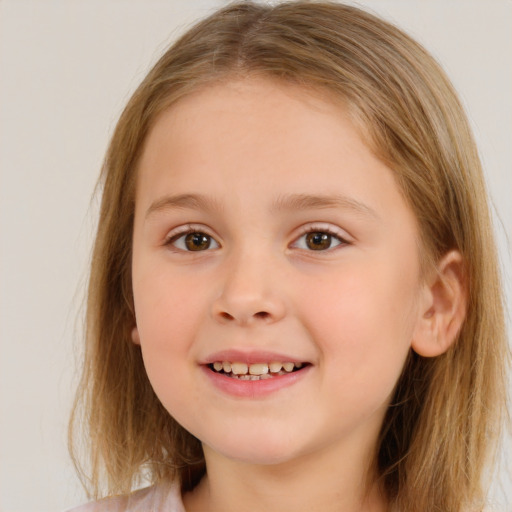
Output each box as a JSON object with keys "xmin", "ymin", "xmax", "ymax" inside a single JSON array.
[{"xmin": 205, "ymin": 430, "xmax": 302, "ymax": 466}]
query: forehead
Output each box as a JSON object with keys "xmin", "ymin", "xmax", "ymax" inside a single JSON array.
[
  {"xmin": 139, "ymin": 77, "xmax": 353, "ymax": 166},
  {"xmin": 138, "ymin": 79, "xmax": 385, "ymax": 188}
]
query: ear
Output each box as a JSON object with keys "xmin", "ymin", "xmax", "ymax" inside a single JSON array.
[
  {"xmin": 131, "ymin": 326, "xmax": 141, "ymax": 345},
  {"xmin": 411, "ymin": 250, "xmax": 467, "ymax": 357}
]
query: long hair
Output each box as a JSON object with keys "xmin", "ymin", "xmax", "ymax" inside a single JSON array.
[{"xmin": 69, "ymin": 2, "xmax": 509, "ymax": 510}]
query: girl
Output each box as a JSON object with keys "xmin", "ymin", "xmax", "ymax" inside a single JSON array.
[{"xmin": 68, "ymin": 2, "xmax": 509, "ymax": 511}]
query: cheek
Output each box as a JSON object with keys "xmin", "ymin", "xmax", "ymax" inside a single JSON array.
[
  {"xmin": 132, "ymin": 272, "xmax": 205, "ymax": 395},
  {"xmin": 298, "ymin": 260, "xmax": 419, "ymax": 389},
  {"xmin": 134, "ymin": 267, "xmax": 203, "ymax": 345},
  {"xmin": 133, "ymin": 276, "xmax": 208, "ymax": 430}
]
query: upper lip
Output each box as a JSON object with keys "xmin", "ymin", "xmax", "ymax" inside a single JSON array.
[{"xmin": 201, "ymin": 349, "xmax": 309, "ymax": 365}]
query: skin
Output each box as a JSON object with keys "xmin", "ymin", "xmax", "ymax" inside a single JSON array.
[{"xmin": 131, "ymin": 77, "xmax": 461, "ymax": 512}]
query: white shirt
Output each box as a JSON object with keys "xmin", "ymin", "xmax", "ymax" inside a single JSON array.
[{"xmin": 66, "ymin": 481, "xmax": 185, "ymax": 512}]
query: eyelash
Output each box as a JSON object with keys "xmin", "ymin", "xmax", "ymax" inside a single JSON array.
[
  {"xmin": 292, "ymin": 225, "xmax": 349, "ymax": 252},
  {"xmin": 164, "ymin": 224, "xmax": 350, "ymax": 253},
  {"xmin": 164, "ymin": 224, "xmax": 219, "ymax": 252}
]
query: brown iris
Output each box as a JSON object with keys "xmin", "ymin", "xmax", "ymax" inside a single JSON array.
[
  {"xmin": 305, "ymin": 232, "xmax": 332, "ymax": 250},
  {"xmin": 184, "ymin": 232, "xmax": 211, "ymax": 251}
]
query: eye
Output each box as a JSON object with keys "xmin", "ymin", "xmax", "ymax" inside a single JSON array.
[
  {"xmin": 292, "ymin": 228, "xmax": 348, "ymax": 251},
  {"xmin": 167, "ymin": 231, "xmax": 220, "ymax": 252}
]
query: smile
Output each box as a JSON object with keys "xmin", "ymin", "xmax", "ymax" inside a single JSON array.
[{"xmin": 208, "ymin": 361, "xmax": 306, "ymax": 380}]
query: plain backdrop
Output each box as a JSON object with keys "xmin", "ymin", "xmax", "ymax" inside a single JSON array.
[{"xmin": 0, "ymin": 1, "xmax": 511, "ymax": 511}]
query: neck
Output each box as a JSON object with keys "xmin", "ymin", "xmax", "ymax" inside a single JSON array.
[{"xmin": 183, "ymin": 440, "xmax": 388, "ymax": 512}]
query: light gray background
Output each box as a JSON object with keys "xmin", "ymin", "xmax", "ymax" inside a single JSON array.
[{"xmin": 1, "ymin": 1, "xmax": 510, "ymax": 511}]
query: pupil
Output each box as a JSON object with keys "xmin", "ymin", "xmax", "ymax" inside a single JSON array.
[
  {"xmin": 306, "ymin": 232, "xmax": 331, "ymax": 250},
  {"xmin": 185, "ymin": 233, "xmax": 210, "ymax": 251}
]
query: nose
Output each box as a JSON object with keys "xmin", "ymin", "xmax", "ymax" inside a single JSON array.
[{"xmin": 211, "ymin": 252, "xmax": 286, "ymax": 326}]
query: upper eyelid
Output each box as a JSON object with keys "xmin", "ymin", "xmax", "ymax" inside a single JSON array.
[
  {"xmin": 294, "ymin": 222, "xmax": 352, "ymax": 241},
  {"xmin": 164, "ymin": 223, "xmax": 218, "ymax": 241}
]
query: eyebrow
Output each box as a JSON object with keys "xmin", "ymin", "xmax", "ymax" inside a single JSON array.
[
  {"xmin": 270, "ymin": 193, "xmax": 380, "ymax": 219},
  {"xmin": 145, "ymin": 192, "xmax": 379, "ymax": 220},
  {"xmin": 145, "ymin": 193, "xmax": 223, "ymax": 219}
]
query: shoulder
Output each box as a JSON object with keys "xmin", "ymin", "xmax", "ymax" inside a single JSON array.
[{"xmin": 65, "ymin": 481, "xmax": 185, "ymax": 512}]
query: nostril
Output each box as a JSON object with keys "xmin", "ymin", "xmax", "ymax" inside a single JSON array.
[{"xmin": 217, "ymin": 310, "xmax": 270, "ymax": 322}]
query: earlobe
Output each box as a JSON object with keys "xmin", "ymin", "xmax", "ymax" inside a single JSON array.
[
  {"xmin": 411, "ymin": 250, "xmax": 467, "ymax": 357},
  {"xmin": 131, "ymin": 326, "xmax": 141, "ymax": 345}
]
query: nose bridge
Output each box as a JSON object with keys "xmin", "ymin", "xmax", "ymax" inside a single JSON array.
[{"xmin": 212, "ymin": 242, "xmax": 286, "ymax": 325}]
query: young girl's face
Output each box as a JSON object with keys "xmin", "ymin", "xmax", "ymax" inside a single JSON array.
[{"xmin": 131, "ymin": 77, "xmax": 428, "ymax": 467}]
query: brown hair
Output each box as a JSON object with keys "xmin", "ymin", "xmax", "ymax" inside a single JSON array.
[{"xmin": 69, "ymin": 2, "xmax": 509, "ymax": 510}]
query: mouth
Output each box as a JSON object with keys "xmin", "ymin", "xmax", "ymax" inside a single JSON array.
[
  {"xmin": 207, "ymin": 361, "xmax": 309, "ymax": 380},
  {"xmin": 202, "ymin": 352, "xmax": 312, "ymax": 397}
]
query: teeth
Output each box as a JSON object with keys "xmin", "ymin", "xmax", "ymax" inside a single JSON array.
[
  {"xmin": 232, "ymin": 373, "xmax": 273, "ymax": 381},
  {"xmin": 231, "ymin": 362, "xmax": 248, "ymax": 375},
  {"xmin": 269, "ymin": 362, "xmax": 283, "ymax": 373},
  {"xmin": 282, "ymin": 362, "xmax": 295, "ymax": 372},
  {"xmin": 211, "ymin": 360, "xmax": 305, "ymax": 377},
  {"xmin": 249, "ymin": 363, "xmax": 269, "ymax": 375}
]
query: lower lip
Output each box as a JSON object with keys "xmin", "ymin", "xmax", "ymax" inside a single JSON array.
[{"xmin": 201, "ymin": 365, "xmax": 311, "ymax": 398}]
